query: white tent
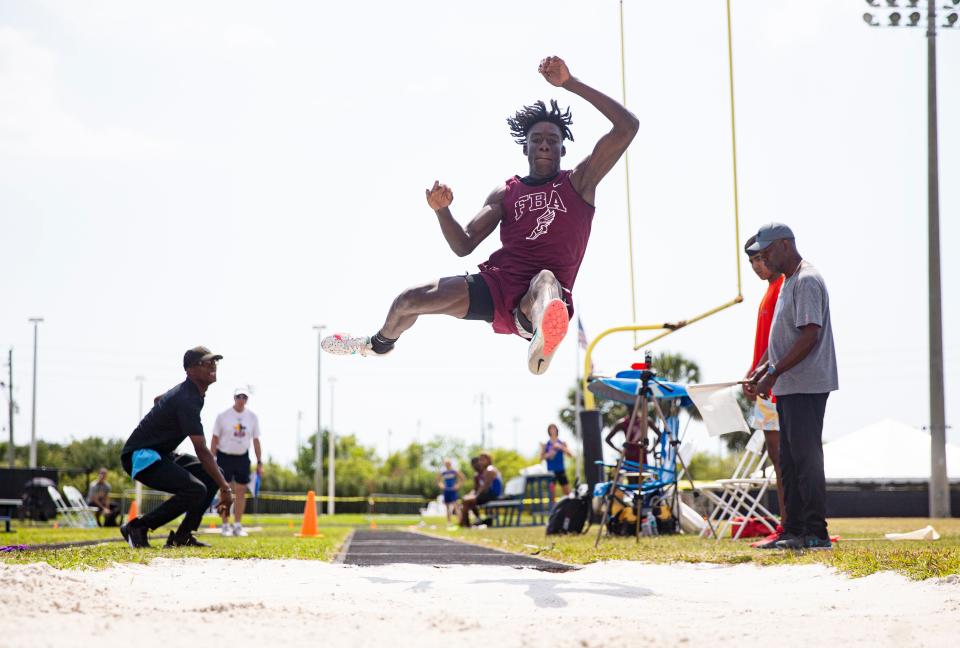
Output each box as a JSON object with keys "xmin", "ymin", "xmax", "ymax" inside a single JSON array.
[{"xmin": 823, "ymin": 418, "xmax": 960, "ymax": 482}]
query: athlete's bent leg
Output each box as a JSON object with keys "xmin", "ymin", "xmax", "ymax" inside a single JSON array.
[
  {"xmin": 322, "ymin": 276, "xmax": 470, "ymax": 357},
  {"xmin": 517, "ymin": 269, "xmax": 562, "ymax": 326},
  {"xmin": 379, "ymin": 276, "xmax": 470, "ymax": 340}
]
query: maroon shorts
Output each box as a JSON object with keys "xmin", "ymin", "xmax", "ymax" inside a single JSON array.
[
  {"xmin": 465, "ymin": 269, "xmax": 572, "ymax": 338},
  {"xmin": 478, "ymin": 269, "xmax": 528, "ymax": 336}
]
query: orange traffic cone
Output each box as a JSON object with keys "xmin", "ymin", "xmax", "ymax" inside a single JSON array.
[
  {"xmin": 370, "ymin": 518, "xmax": 377, "ymax": 530},
  {"xmin": 296, "ymin": 490, "xmax": 318, "ymax": 537},
  {"xmin": 127, "ymin": 500, "xmax": 139, "ymax": 522}
]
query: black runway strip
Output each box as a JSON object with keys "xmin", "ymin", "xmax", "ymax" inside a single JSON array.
[{"xmin": 341, "ymin": 530, "xmax": 572, "ymax": 571}]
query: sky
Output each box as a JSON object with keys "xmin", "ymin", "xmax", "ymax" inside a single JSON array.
[{"xmin": 0, "ymin": 0, "xmax": 957, "ymax": 470}]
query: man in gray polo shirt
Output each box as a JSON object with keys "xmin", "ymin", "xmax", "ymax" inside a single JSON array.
[{"xmin": 745, "ymin": 223, "xmax": 838, "ymax": 550}]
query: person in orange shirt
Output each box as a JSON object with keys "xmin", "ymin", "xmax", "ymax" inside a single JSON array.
[{"xmin": 742, "ymin": 234, "xmax": 786, "ymax": 548}]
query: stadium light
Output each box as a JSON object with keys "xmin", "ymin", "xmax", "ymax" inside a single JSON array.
[
  {"xmin": 864, "ymin": 12, "xmax": 881, "ymax": 24},
  {"xmin": 946, "ymin": 12, "xmax": 959, "ymax": 25},
  {"xmin": 909, "ymin": 11, "xmax": 923, "ymax": 24},
  {"xmin": 890, "ymin": 11, "xmax": 903, "ymax": 24}
]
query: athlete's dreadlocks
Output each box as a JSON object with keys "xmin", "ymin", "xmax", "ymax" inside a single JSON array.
[{"xmin": 506, "ymin": 99, "xmax": 574, "ymax": 146}]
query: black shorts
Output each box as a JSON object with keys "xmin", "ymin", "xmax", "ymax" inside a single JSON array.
[
  {"xmin": 552, "ymin": 470, "xmax": 569, "ymax": 486},
  {"xmin": 463, "ymin": 273, "xmax": 494, "ymax": 323},
  {"xmin": 216, "ymin": 451, "xmax": 251, "ymax": 485},
  {"xmin": 476, "ymin": 490, "xmax": 498, "ymax": 506}
]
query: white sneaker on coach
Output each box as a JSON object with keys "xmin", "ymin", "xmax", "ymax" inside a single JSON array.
[
  {"xmin": 220, "ymin": 523, "xmax": 233, "ymax": 537},
  {"xmin": 321, "ymin": 333, "xmax": 392, "ymax": 357},
  {"xmin": 233, "ymin": 523, "xmax": 248, "ymax": 537}
]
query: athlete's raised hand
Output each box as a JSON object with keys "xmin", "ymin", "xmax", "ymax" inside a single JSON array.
[
  {"xmin": 538, "ymin": 56, "xmax": 571, "ymax": 88},
  {"xmin": 425, "ymin": 180, "xmax": 454, "ymax": 210}
]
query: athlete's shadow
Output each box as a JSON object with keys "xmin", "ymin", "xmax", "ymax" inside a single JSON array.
[
  {"xmin": 364, "ymin": 576, "xmax": 433, "ymax": 593},
  {"xmin": 470, "ymin": 578, "xmax": 653, "ymax": 609}
]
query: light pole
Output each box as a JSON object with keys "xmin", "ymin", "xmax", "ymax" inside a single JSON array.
[
  {"xmin": 862, "ymin": 0, "xmax": 956, "ymax": 518},
  {"xmin": 328, "ymin": 376, "xmax": 336, "ymax": 516},
  {"xmin": 5, "ymin": 349, "xmax": 14, "ymax": 468},
  {"xmin": 313, "ymin": 325, "xmax": 326, "ymax": 499},
  {"xmin": 296, "ymin": 410, "xmax": 302, "ymax": 456},
  {"xmin": 476, "ymin": 393, "xmax": 489, "ymax": 447},
  {"xmin": 135, "ymin": 375, "xmax": 145, "ymax": 510},
  {"xmin": 27, "ymin": 317, "xmax": 43, "ymax": 468}
]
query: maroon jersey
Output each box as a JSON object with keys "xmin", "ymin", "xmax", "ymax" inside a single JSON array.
[{"xmin": 477, "ymin": 170, "xmax": 595, "ymax": 335}]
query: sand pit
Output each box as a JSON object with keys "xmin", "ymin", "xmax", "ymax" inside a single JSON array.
[{"xmin": 2, "ymin": 559, "xmax": 958, "ymax": 647}]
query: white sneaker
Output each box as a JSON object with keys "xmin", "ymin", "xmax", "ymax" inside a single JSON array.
[
  {"xmin": 220, "ymin": 523, "xmax": 233, "ymax": 537},
  {"xmin": 233, "ymin": 523, "xmax": 248, "ymax": 537},
  {"xmin": 527, "ymin": 298, "xmax": 569, "ymax": 375},
  {"xmin": 321, "ymin": 333, "xmax": 392, "ymax": 357}
]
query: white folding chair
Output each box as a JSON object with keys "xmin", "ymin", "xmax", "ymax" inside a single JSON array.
[
  {"xmin": 46, "ymin": 485, "xmax": 84, "ymax": 528},
  {"xmin": 699, "ymin": 429, "xmax": 778, "ymax": 540},
  {"xmin": 62, "ymin": 485, "xmax": 100, "ymax": 528}
]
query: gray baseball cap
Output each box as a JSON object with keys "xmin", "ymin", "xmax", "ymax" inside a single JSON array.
[{"xmin": 746, "ymin": 222, "xmax": 794, "ymax": 253}]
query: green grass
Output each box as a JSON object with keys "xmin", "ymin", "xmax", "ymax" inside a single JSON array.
[
  {"xmin": 420, "ymin": 517, "xmax": 960, "ymax": 580},
  {"xmin": 7, "ymin": 515, "xmax": 959, "ymax": 580},
  {"xmin": 0, "ymin": 513, "xmax": 408, "ymax": 570}
]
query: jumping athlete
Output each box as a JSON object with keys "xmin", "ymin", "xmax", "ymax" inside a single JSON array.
[{"xmin": 322, "ymin": 56, "xmax": 638, "ymax": 374}]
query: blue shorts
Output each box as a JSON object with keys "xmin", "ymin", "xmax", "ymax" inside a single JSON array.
[{"xmin": 443, "ymin": 490, "xmax": 459, "ymax": 504}]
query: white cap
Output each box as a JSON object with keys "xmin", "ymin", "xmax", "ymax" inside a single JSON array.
[{"xmin": 234, "ymin": 386, "xmax": 250, "ymax": 398}]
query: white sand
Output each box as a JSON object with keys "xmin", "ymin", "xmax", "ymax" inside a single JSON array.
[{"xmin": 1, "ymin": 559, "xmax": 958, "ymax": 647}]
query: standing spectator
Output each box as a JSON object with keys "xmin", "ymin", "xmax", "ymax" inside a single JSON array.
[
  {"xmin": 211, "ymin": 387, "xmax": 263, "ymax": 537},
  {"xmin": 746, "ymin": 223, "xmax": 838, "ymax": 550},
  {"xmin": 119, "ymin": 346, "xmax": 233, "ymax": 549},
  {"xmin": 437, "ymin": 459, "xmax": 465, "ymax": 524},
  {"xmin": 459, "ymin": 454, "xmax": 503, "ymax": 528},
  {"xmin": 540, "ymin": 424, "xmax": 574, "ymax": 496},
  {"xmin": 87, "ymin": 468, "xmax": 120, "ymax": 527},
  {"xmin": 742, "ymin": 234, "xmax": 787, "ymax": 548}
]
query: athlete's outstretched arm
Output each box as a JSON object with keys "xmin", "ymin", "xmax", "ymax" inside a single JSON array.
[
  {"xmin": 540, "ymin": 56, "xmax": 639, "ymax": 205},
  {"xmin": 425, "ymin": 181, "xmax": 506, "ymax": 257}
]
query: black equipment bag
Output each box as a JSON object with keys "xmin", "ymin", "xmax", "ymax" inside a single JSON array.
[{"xmin": 546, "ymin": 484, "xmax": 591, "ymax": 535}]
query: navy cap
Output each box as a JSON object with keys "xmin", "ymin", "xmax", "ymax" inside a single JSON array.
[
  {"xmin": 183, "ymin": 346, "xmax": 223, "ymax": 370},
  {"xmin": 746, "ymin": 222, "xmax": 794, "ymax": 253}
]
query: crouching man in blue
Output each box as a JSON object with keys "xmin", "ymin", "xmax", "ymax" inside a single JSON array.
[{"xmin": 119, "ymin": 346, "xmax": 234, "ymax": 548}]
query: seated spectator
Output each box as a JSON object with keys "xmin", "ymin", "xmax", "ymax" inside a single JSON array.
[
  {"xmin": 459, "ymin": 454, "xmax": 503, "ymax": 527},
  {"xmin": 87, "ymin": 468, "xmax": 121, "ymax": 527},
  {"xmin": 606, "ymin": 413, "xmax": 659, "ymax": 484}
]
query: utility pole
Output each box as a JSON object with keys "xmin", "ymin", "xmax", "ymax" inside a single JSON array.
[
  {"xmin": 5, "ymin": 348, "xmax": 13, "ymax": 468},
  {"xmin": 862, "ymin": 0, "xmax": 956, "ymax": 517},
  {"xmin": 134, "ymin": 375, "xmax": 145, "ymax": 509},
  {"xmin": 328, "ymin": 376, "xmax": 336, "ymax": 516},
  {"xmin": 313, "ymin": 325, "xmax": 326, "ymax": 499},
  {"xmin": 296, "ymin": 410, "xmax": 302, "ymax": 456},
  {"xmin": 477, "ymin": 393, "xmax": 488, "ymax": 448},
  {"xmin": 28, "ymin": 317, "xmax": 43, "ymax": 468}
]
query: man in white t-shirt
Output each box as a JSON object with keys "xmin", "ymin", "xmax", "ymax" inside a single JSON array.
[{"xmin": 210, "ymin": 387, "xmax": 263, "ymax": 536}]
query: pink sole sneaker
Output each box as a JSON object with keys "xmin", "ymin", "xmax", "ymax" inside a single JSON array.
[
  {"xmin": 527, "ymin": 298, "xmax": 569, "ymax": 375},
  {"xmin": 540, "ymin": 299, "xmax": 569, "ymax": 357}
]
